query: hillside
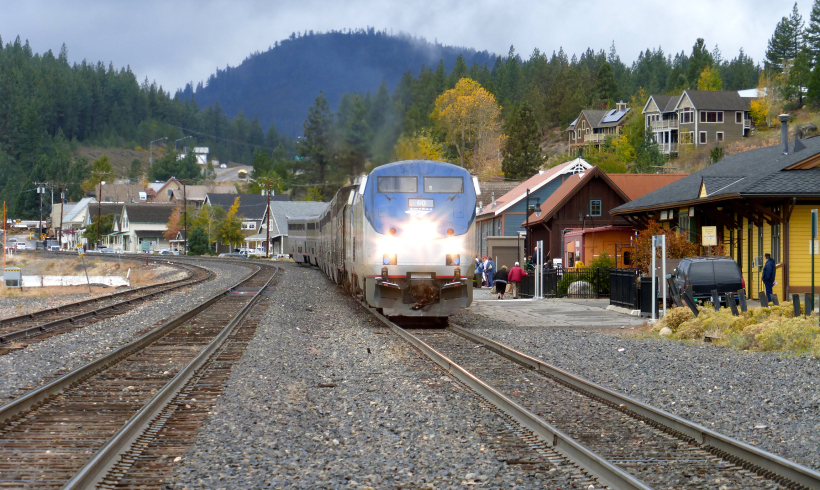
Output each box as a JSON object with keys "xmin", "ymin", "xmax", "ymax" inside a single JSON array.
[{"xmin": 186, "ymin": 30, "xmax": 495, "ymax": 135}]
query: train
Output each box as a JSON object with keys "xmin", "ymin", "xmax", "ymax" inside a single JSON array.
[{"xmin": 288, "ymin": 160, "xmax": 479, "ymax": 319}]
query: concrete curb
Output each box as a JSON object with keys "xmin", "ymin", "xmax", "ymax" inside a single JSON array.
[{"xmin": 606, "ymin": 305, "xmax": 642, "ymax": 316}]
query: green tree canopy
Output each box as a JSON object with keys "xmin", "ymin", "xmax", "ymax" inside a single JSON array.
[
  {"xmin": 501, "ymin": 103, "xmax": 544, "ymax": 180},
  {"xmin": 148, "ymin": 150, "xmax": 200, "ymax": 182}
]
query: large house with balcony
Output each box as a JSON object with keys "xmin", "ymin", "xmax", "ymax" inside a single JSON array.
[
  {"xmin": 567, "ymin": 102, "xmax": 630, "ymax": 152},
  {"xmin": 644, "ymin": 90, "xmax": 754, "ymax": 155}
]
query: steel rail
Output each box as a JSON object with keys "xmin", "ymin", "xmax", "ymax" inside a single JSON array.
[
  {"xmin": 0, "ymin": 265, "xmax": 213, "ymax": 345},
  {"xmin": 0, "ymin": 264, "xmax": 262, "ymax": 428},
  {"xmin": 360, "ymin": 302, "xmax": 651, "ymax": 490},
  {"xmin": 449, "ymin": 323, "xmax": 820, "ymax": 490},
  {"xmin": 62, "ymin": 265, "xmax": 279, "ymax": 489},
  {"xmin": 0, "ymin": 260, "xmax": 199, "ymax": 327}
]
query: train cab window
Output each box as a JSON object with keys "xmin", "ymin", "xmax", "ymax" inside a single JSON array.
[
  {"xmin": 423, "ymin": 177, "xmax": 463, "ymax": 193},
  {"xmin": 378, "ymin": 176, "xmax": 417, "ymax": 193}
]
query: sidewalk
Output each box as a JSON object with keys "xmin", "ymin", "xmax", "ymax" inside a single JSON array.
[{"xmin": 469, "ymin": 286, "xmax": 646, "ymax": 329}]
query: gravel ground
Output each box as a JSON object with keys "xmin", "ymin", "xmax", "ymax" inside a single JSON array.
[
  {"xmin": 452, "ymin": 307, "xmax": 820, "ymax": 472},
  {"xmin": 0, "ymin": 260, "xmax": 254, "ymax": 404},
  {"xmin": 172, "ymin": 264, "xmax": 582, "ymax": 490}
]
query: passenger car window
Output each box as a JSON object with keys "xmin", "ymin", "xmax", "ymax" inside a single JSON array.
[
  {"xmin": 423, "ymin": 177, "xmax": 463, "ymax": 193},
  {"xmin": 378, "ymin": 176, "xmax": 417, "ymax": 193}
]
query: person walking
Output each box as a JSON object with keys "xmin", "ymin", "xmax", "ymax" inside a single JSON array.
[
  {"xmin": 508, "ymin": 261, "xmax": 527, "ymax": 299},
  {"xmin": 485, "ymin": 256, "xmax": 495, "ymax": 289},
  {"xmin": 762, "ymin": 252, "xmax": 776, "ymax": 303},
  {"xmin": 474, "ymin": 257, "xmax": 484, "ymax": 288},
  {"xmin": 494, "ymin": 265, "xmax": 509, "ymax": 299}
]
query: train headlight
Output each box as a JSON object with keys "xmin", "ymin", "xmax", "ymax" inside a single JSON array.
[
  {"xmin": 388, "ymin": 228, "xmax": 397, "ymax": 236},
  {"xmin": 446, "ymin": 228, "xmax": 454, "ymax": 236},
  {"xmin": 402, "ymin": 219, "xmax": 437, "ymax": 241},
  {"xmin": 446, "ymin": 254, "xmax": 460, "ymax": 266},
  {"xmin": 383, "ymin": 254, "xmax": 397, "ymax": 265}
]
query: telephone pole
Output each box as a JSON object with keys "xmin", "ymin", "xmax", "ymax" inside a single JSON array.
[{"xmin": 258, "ymin": 177, "xmax": 279, "ymax": 259}]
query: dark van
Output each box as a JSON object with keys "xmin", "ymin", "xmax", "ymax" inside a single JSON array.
[{"xmin": 672, "ymin": 256, "xmax": 745, "ymax": 304}]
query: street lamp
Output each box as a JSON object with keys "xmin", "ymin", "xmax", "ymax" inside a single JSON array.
[
  {"xmin": 175, "ymin": 135, "xmax": 192, "ymax": 151},
  {"xmin": 150, "ymin": 137, "xmax": 167, "ymax": 166}
]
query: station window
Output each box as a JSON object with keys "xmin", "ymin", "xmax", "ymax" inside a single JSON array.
[{"xmin": 590, "ymin": 200, "xmax": 602, "ymax": 217}]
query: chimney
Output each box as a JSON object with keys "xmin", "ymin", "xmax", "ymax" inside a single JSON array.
[{"xmin": 779, "ymin": 114, "xmax": 790, "ymax": 155}]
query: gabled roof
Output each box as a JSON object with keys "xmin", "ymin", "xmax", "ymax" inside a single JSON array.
[
  {"xmin": 170, "ymin": 185, "xmax": 237, "ymax": 201},
  {"xmin": 123, "ymin": 203, "xmax": 177, "ymax": 224},
  {"xmin": 86, "ymin": 204, "xmax": 125, "ymax": 225},
  {"xmin": 477, "ymin": 158, "xmax": 592, "ymax": 218},
  {"xmin": 676, "ymin": 90, "xmax": 750, "ymax": 112},
  {"xmin": 63, "ymin": 197, "xmax": 97, "ymax": 223},
  {"xmin": 205, "ymin": 194, "xmax": 269, "ymax": 220},
  {"xmin": 611, "ymin": 137, "xmax": 820, "ymax": 215},
  {"xmin": 606, "ymin": 174, "xmax": 687, "ymax": 200},
  {"xmin": 525, "ymin": 167, "xmax": 629, "ymax": 226},
  {"xmin": 568, "ymin": 108, "xmax": 631, "ymax": 130},
  {"xmin": 643, "ymin": 94, "xmax": 679, "ymax": 114}
]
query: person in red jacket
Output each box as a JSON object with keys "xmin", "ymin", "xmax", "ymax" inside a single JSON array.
[{"xmin": 507, "ymin": 261, "xmax": 528, "ymax": 299}]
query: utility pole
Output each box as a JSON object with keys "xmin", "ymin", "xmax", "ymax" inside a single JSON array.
[
  {"xmin": 258, "ymin": 177, "xmax": 279, "ymax": 259},
  {"xmin": 59, "ymin": 185, "xmax": 65, "ymax": 250},
  {"xmin": 96, "ymin": 178, "xmax": 102, "ymax": 250},
  {"xmin": 183, "ymin": 182, "xmax": 187, "ymax": 255}
]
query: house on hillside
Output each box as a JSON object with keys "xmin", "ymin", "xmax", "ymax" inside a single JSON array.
[
  {"xmin": 567, "ymin": 102, "xmax": 630, "ymax": 152},
  {"xmin": 644, "ymin": 90, "xmax": 754, "ymax": 155},
  {"xmin": 611, "ymin": 118, "xmax": 820, "ymax": 302},
  {"xmin": 475, "ymin": 158, "xmax": 592, "ymax": 259},
  {"xmin": 53, "ymin": 197, "xmax": 97, "ymax": 249},
  {"xmin": 86, "ymin": 203, "xmax": 126, "ymax": 249},
  {"xmin": 523, "ymin": 168, "xmax": 685, "ymax": 266},
  {"xmin": 169, "ymin": 185, "xmax": 238, "ymax": 209},
  {"xmin": 95, "ymin": 184, "xmax": 148, "ymax": 203}
]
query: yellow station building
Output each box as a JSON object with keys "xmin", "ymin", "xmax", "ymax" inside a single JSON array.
[{"xmin": 611, "ymin": 118, "xmax": 820, "ymax": 302}]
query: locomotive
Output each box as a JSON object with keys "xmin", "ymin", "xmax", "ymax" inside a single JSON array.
[{"xmin": 288, "ymin": 160, "xmax": 479, "ymax": 319}]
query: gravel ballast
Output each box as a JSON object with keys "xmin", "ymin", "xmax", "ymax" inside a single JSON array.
[
  {"xmin": 453, "ymin": 306, "xmax": 820, "ymax": 472},
  {"xmin": 0, "ymin": 259, "xmax": 254, "ymax": 403},
  {"xmin": 172, "ymin": 264, "xmax": 582, "ymax": 489}
]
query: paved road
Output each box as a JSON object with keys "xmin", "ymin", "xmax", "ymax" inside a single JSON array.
[
  {"xmin": 214, "ymin": 165, "xmax": 252, "ymax": 182},
  {"xmin": 469, "ymin": 289, "xmax": 646, "ymax": 329}
]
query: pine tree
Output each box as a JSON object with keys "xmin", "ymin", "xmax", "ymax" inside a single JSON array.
[
  {"xmin": 766, "ymin": 4, "xmax": 803, "ymax": 72},
  {"xmin": 298, "ymin": 92, "xmax": 333, "ymax": 198},
  {"xmin": 806, "ymin": 0, "xmax": 820, "ymax": 66},
  {"xmin": 501, "ymin": 103, "xmax": 544, "ymax": 180},
  {"xmin": 595, "ymin": 62, "xmax": 619, "ymax": 104}
]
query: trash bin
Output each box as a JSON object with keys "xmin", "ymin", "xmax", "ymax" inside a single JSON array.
[
  {"xmin": 4, "ymin": 267, "xmax": 22, "ymax": 288},
  {"xmin": 639, "ymin": 276, "xmax": 659, "ymax": 317}
]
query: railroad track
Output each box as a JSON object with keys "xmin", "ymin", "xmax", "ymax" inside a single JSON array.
[
  {"xmin": 0, "ymin": 263, "xmax": 278, "ymax": 489},
  {"xmin": 364, "ymin": 305, "xmax": 820, "ymax": 490},
  {"xmin": 0, "ymin": 261, "xmax": 214, "ymax": 356}
]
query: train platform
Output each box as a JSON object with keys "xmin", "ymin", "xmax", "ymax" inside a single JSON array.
[{"xmin": 469, "ymin": 286, "xmax": 646, "ymax": 329}]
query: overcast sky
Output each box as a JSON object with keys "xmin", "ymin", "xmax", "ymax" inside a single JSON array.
[{"xmin": 0, "ymin": 1, "xmax": 799, "ymax": 92}]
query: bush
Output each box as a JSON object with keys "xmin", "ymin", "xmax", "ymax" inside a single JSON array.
[{"xmin": 656, "ymin": 306, "xmax": 694, "ymax": 332}]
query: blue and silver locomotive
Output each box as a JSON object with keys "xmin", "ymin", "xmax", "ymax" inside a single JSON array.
[{"xmin": 289, "ymin": 160, "xmax": 479, "ymax": 319}]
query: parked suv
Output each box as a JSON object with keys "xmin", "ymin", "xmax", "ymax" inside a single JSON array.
[{"xmin": 672, "ymin": 256, "xmax": 745, "ymax": 305}]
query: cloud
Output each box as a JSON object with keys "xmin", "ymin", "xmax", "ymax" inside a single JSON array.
[{"xmin": 0, "ymin": 0, "xmax": 796, "ymax": 91}]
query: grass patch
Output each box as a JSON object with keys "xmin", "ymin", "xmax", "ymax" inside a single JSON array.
[{"xmin": 655, "ymin": 304, "xmax": 820, "ymax": 356}]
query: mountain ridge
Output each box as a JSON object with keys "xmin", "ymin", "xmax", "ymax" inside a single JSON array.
[{"xmin": 183, "ymin": 29, "xmax": 497, "ymax": 135}]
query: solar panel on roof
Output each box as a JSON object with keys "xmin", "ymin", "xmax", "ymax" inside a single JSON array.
[{"xmin": 601, "ymin": 108, "xmax": 630, "ymax": 123}]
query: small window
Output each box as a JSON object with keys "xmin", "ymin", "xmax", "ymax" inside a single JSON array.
[
  {"xmin": 378, "ymin": 176, "xmax": 417, "ymax": 193},
  {"xmin": 590, "ymin": 200, "xmax": 602, "ymax": 216},
  {"xmin": 716, "ymin": 132, "xmax": 724, "ymax": 142},
  {"xmin": 699, "ymin": 131, "xmax": 707, "ymax": 144},
  {"xmin": 736, "ymin": 111, "xmax": 743, "ymax": 124},
  {"xmin": 680, "ymin": 109, "xmax": 694, "ymax": 123},
  {"xmin": 623, "ymin": 251, "xmax": 632, "ymax": 266},
  {"xmin": 699, "ymin": 111, "xmax": 723, "ymax": 123},
  {"xmin": 423, "ymin": 177, "xmax": 463, "ymax": 193}
]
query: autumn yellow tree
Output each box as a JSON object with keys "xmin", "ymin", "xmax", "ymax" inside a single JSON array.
[
  {"xmin": 431, "ymin": 78, "xmax": 502, "ymax": 172},
  {"xmin": 697, "ymin": 65, "xmax": 722, "ymax": 91},
  {"xmin": 750, "ymin": 72, "xmax": 779, "ymax": 128},
  {"xmin": 393, "ymin": 129, "xmax": 445, "ymax": 161}
]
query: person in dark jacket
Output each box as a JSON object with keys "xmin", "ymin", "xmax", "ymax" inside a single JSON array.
[
  {"xmin": 762, "ymin": 252, "xmax": 776, "ymax": 302},
  {"xmin": 494, "ymin": 266, "xmax": 509, "ymax": 299}
]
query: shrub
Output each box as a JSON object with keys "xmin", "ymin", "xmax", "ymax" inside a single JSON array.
[
  {"xmin": 755, "ymin": 317, "xmax": 820, "ymax": 352},
  {"xmin": 656, "ymin": 306, "xmax": 694, "ymax": 332}
]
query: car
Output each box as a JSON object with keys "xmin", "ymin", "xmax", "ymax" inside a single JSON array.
[
  {"xmin": 671, "ymin": 256, "xmax": 745, "ymax": 305},
  {"xmin": 218, "ymin": 252, "xmax": 248, "ymax": 259},
  {"xmin": 159, "ymin": 250, "xmax": 179, "ymax": 255},
  {"xmin": 98, "ymin": 248, "xmax": 117, "ymax": 253},
  {"xmin": 46, "ymin": 245, "xmax": 60, "ymax": 251},
  {"xmin": 220, "ymin": 163, "xmax": 227, "ymax": 169},
  {"xmin": 15, "ymin": 242, "xmax": 26, "ymax": 250}
]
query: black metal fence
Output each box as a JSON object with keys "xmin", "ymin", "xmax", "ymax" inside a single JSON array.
[
  {"xmin": 610, "ymin": 268, "xmax": 640, "ymax": 309},
  {"xmin": 519, "ymin": 267, "xmax": 611, "ymax": 299}
]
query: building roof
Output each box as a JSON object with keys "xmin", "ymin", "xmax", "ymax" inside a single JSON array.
[
  {"xmin": 268, "ymin": 201, "xmax": 330, "ymax": 236},
  {"xmin": 611, "ymin": 137, "xmax": 820, "ymax": 215},
  {"xmin": 170, "ymin": 185, "xmax": 237, "ymax": 202},
  {"xmin": 644, "ymin": 94, "xmax": 679, "ymax": 114},
  {"xmin": 63, "ymin": 197, "xmax": 97, "ymax": 223},
  {"xmin": 87, "ymin": 203, "xmax": 124, "ymax": 225},
  {"xmin": 525, "ymin": 167, "xmax": 629, "ymax": 226},
  {"xmin": 677, "ymin": 90, "xmax": 750, "ymax": 112},
  {"xmin": 205, "ymin": 193, "xmax": 268, "ymax": 220},
  {"xmin": 567, "ymin": 107, "xmax": 631, "ymax": 131},
  {"xmin": 605, "ymin": 174, "xmax": 688, "ymax": 200},
  {"xmin": 477, "ymin": 158, "xmax": 592, "ymax": 218},
  {"xmin": 97, "ymin": 184, "xmax": 145, "ymax": 203},
  {"xmin": 134, "ymin": 230, "xmax": 165, "ymax": 239},
  {"xmin": 124, "ymin": 203, "xmax": 177, "ymax": 224},
  {"xmin": 564, "ymin": 225, "xmax": 635, "ymax": 238},
  {"xmin": 478, "ymin": 180, "xmax": 521, "ymax": 202}
]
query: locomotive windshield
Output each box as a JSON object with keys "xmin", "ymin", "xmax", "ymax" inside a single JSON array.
[
  {"xmin": 378, "ymin": 176, "xmax": 417, "ymax": 193},
  {"xmin": 423, "ymin": 177, "xmax": 463, "ymax": 193}
]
